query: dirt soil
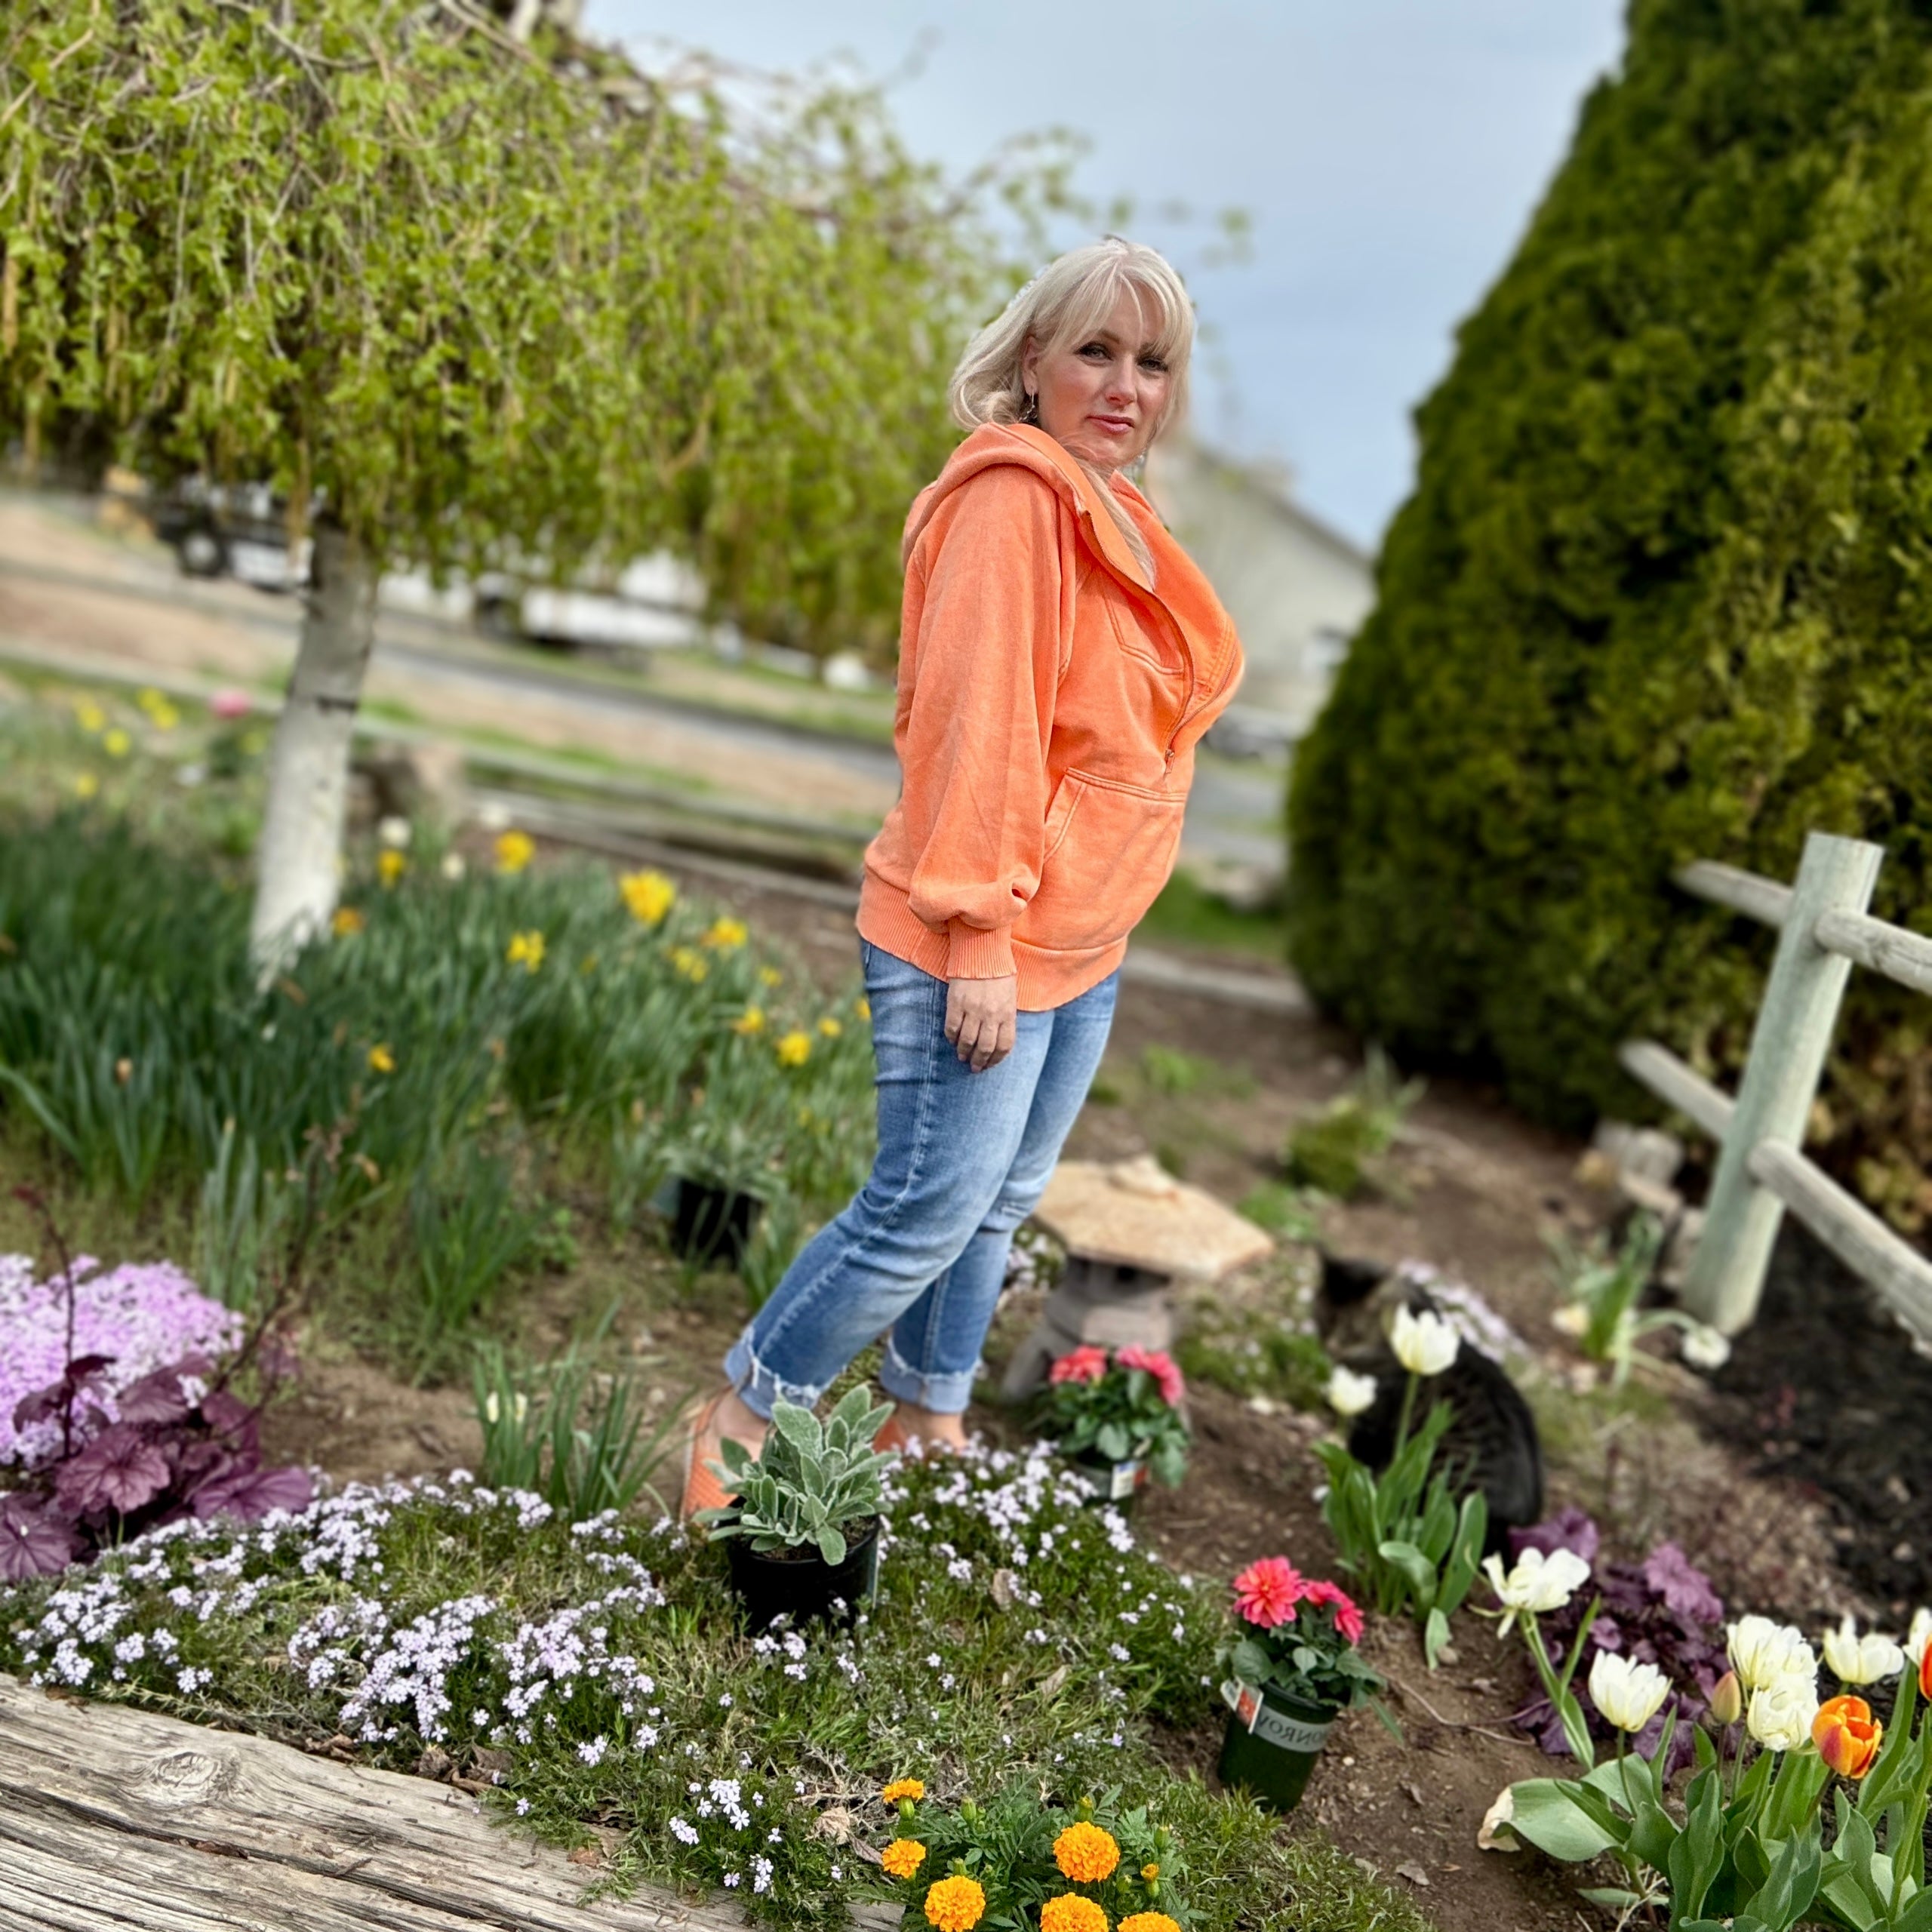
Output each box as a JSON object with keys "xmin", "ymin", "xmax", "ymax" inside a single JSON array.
[{"xmin": 228, "ymin": 844, "xmax": 1881, "ymax": 1932}]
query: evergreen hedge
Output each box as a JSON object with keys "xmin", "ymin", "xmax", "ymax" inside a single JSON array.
[{"xmin": 1287, "ymin": 0, "xmax": 1932, "ymax": 1232}]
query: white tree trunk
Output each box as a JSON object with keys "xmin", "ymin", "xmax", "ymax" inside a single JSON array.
[{"xmin": 248, "ymin": 520, "xmax": 377, "ymax": 978}]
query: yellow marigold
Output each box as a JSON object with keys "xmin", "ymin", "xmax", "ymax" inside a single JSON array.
[
  {"xmin": 702, "ymin": 915, "xmax": 748, "ymax": 949},
  {"xmin": 1119, "ymin": 1915, "xmax": 1180, "ymax": 1932},
  {"xmin": 818, "ymin": 1016, "xmax": 842, "ymax": 1038},
  {"xmin": 1041, "ymin": 1897, "xmax": 1109, "ymax": 1932},
  {"xmin": 732, "ymin": 1007, "xmax": 767, "ymax": 1035},
  {"xmin": 368, "ymin": 1044, "xmax": 396, "ymax": 1075},
  {"xmin": 881, "ymin": 1839, "xmax": 928, "ymax": 1878},
  {"xmin": 1054, "ymin": 1823, "xmax": 1121, "ymax": 1884},
  {"xmin": 881, "ymin": 1780, "xmax": 926, "ymax": 1805},
  {"xmin": 331, "ymin": 906, "xmax": 366, "ymax": 937},
  {"xmin": 506, "ymin": 930, "xmax": 546, "ymax": 972},
  {"xmin": 103, "ymin": 728, "xmax": 131, "ymax": 758},
  {"xmin": 775, "ymin": 1031, "xmax": 811, "ymax": 1068},
  {"xmin": 923, "ymin": 1875, "xmax": 985, "ymax": 1932},
  {"xmin": 620, "ymin": 869, "xmax": 676, "ymax": 926},
  {"xmin": 494, "ymin": 829, "xmax": 536, "ymax": 874},
  {"xmin": 378, "ymin": 849, "xmax": 407, "ymax": 888}
]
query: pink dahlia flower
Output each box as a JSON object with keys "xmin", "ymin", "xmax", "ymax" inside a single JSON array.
[
  {"xmin": 1115, "ymin": 1345, "xmax": 1185, "ymax": 1407},
  {"xmin": 1300, "ymin": 1577, "xmax": 1365, "ymax": 1644},
  {"xmin": 1048, "ymin": 1345, "xmax": 1111, "ymax": 1386},
  {"xmin": 1232, "ymin": 1555, "xmax": 1306, "ymax": 1629}
]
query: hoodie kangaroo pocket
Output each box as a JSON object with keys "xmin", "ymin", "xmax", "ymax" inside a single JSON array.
[{"xmin": 1021, "ymin": 773, "xmax": 1186, "ymax": 953}]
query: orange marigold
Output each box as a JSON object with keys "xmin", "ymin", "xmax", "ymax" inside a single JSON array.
[
  {"xmin": 924, "ymin": 1875, "xmax": 986, "ymax": 1932},
  {"xmin": 1053, "ymin": 1823, "xmax": 1121, "ymax": 1884},
  {"xmin": 1040, "ymin": 1897, "xmax": 1109, "ymax": 1932},
  {"xmin": 881, "ymin": 1780, "xmax": 926, "ymax": 1805},
  {"xmin": 1120, "ymin": 1915, "xmax": 1182, "ymax": 1932},
  {"xmin": 882, "ymin": 1840, "xmax": 928, "ymax": 1878}
]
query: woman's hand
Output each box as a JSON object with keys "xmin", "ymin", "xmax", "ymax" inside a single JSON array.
[{"xmin": 946, "ymin": 974, "xmax": 1018, "ymax": 1073}]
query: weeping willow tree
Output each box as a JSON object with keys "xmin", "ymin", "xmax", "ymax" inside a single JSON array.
[
  {"xmin": 1, "ymin": 0, "xmax": 1052, "ymax": 965},
  {"xmin": 1286, "ymin": 0, "xmax": 1932, "ymax": 1229}
]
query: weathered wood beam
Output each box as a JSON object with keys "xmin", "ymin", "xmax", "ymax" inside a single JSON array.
[
  {"xmin": 1674, "ymin": 860, "xmax": 1793, "ymax": 929},
  {"xmin": 1747, "ymin": 1140, "xmax": 1932, "ymax": 1349},
  {"xmin": 1617, "ymin": 1039, "xmax": 1737, "ymax": 1143},
  {"xmin": 1814, "ymin": 906, "xmax": 1932, "ymax": 998}
]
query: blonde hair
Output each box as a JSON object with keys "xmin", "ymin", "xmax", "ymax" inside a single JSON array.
[{"xmin": 948, "ymin": 237, "xmax": 1195, "ymax": 581}]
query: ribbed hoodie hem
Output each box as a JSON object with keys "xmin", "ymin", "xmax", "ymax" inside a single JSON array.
[{"xmin": 856, "ymin": 874, "xmax": 1128, "ymax": 1014}]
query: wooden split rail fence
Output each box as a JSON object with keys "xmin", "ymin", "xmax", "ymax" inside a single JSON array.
[{"xmin": 1619, "ymin": 830, "xmax": 1932, "ymax": 1341}]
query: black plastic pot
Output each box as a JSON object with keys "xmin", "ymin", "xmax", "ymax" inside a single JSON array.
[
  {"xmin": 669, "ymin": 1180, "xmax": 763, "ymax": 1268},
  {"xmin": 1215, "ymin": 1681, "xmax": 1340, "ymax": 1815},
  {"xmin": 724, "ymin": 1518, "xmax": 880, "ymax": 1633},
  {"xmin": 1069, "ymin": 1448, "xmax": 1152, "ymax": 1512}
]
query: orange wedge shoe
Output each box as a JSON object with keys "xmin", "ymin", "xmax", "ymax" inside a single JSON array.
[{"xmin": 680, "ymin": 1389, "xmax": 737, "ymax": 1521}]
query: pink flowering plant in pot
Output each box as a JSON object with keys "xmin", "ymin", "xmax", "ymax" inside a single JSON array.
[{"xmin": 1037, "ymin": 1345, "xmax": 1191, "ymax": 1492}]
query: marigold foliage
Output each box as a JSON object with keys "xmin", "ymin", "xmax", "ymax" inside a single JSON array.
[{"xmin": 1286, "ymin": 0, "xmax": 1932, "ymax": 1212}]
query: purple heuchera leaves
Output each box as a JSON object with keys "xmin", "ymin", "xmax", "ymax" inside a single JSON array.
[
  {"xmin": 1641, "ymin": 1541, "xmax": 1726, "ymax": 1627},
  {"xmin": 1509, "ymin": 1504, "xmax": 1601, "ymax": 1565},
  {"xmin": 192, "ymin": 1463, "xmax": 313, "ymax": 1522},
  {"xmin": 54, "ymin": 1425, "xmax": 173, "ymax": 1518},
  {"xmin": 0, "ymin": 1494, "xmax": 82, "ymax": 1580}
]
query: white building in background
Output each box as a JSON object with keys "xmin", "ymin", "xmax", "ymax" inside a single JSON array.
[{"xmin": 1143, "ymin": 435, "xmax": 1374, "ymax": 752}]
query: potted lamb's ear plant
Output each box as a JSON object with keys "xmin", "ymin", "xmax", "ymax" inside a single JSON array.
[
  {"xmin": 697, "ymin": 1384, "xmax": 897, "ymax": 1631},
  {"xmin": 1037, "ymin": 1344, "xmax": 1191, "ymax": 1507},
  {"xmin": 1216, "ymin": 1558, "xmax": 1386, "ymax": 1814}
]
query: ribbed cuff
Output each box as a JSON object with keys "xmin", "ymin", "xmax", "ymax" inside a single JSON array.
[{"xmin": 944, "ymin": 918, "xmax": 1015, "ymax": 980}]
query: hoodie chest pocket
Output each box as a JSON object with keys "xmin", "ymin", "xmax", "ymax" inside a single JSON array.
[
  {"xmin": 1075, "ymin": 559, "xmax": 1187, "ymax": 679},
  {"xmin": 1023, "ymin": 771, "xmax": 1188, "ymax": 953}
]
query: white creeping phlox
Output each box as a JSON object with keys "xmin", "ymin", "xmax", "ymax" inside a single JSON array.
[
  {"xmin": 1389, "ymin": 1304, "xmax": 1460, "ymax": 1378},
  {"xmin": 1587, "ymin": 1651, "xmax": 1672, "ymax": 1734},
  {"xmin": 1482, "ymin": 1546, "xmax": 1592, "ymax": 1641},
  {"xmin": 1820, "ymin": 1614, "xmax": 1905, "ymax": 1687}
]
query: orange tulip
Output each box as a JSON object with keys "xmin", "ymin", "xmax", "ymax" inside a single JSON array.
[
  {"xmin": 1921, "ymin": 1636, "xmax": 1932, "ymax": 1703},
  {"xmin": 1814, "ymin": 1694, "xmax": 1881, "ymax": 1779}
]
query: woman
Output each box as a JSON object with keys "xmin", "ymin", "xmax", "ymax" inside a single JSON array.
[{"xmin": 682, "ymin": 236, "xmax": 1243, "ymax": 1512}]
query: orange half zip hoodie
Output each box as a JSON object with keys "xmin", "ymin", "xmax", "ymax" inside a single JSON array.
[{"xmin": 857, "ymin": 422, "xmax": 1244, "ymax": 1010}]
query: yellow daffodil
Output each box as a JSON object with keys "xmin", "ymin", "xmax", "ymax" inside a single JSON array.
[
  {"xmin": 701, "ymin": 915, "xmax": 748, "ymax": 949},
  {"xmin": 494, "ymin": 829, "xmax": 536, "ymax": 875},
  {"xmin": 331, "ymin": 906, "xmax": 366, "ymax": 937},
  {"xmin": 732, "ymin": 1007, "xmax": 768, "ymax": 1035},
  {"xmin": 149, "ymin": 700, "xmax": 180, "ymax": 731},
  {"xmin": 855, "ymin": 995, "xmax": 871, "ymax": 1020},
  {"xmin": 368, "ymin": 1044, "xmax": 396, "ymax": 1075},
  {"xmin": 758, "ymin": 964, "xmax": 783, "ymax": 988},
  {"xmin": 670, "ymin": 946, "xmax": 709, "ymax": 983},
  {"xmin": 74, "ymin": 697, "xmax": 106, "ymax": 734},
  {"xmin": 619, "ymin": 869, "xmax": 676, "ymax": 925},
  {"xmin": 103, "ymin": 728, "xmax": 131, "ymax": 758},
  {"xmin": 137, "ymin": 687, "xmax": 167, "ymax": 715},
  {"xmin": 378, "ymin": 849, "xmax": 407, "ymax": 888},
  {"xmin": 775, "ymin": 1030, "xmax": 811, "ymax": 1068},
  {"xmin": 817, "ymin": 1016, "xmax": 842, "ymax": 1038},
  {"xmin": 506, "ymin": 930, "xmax": 546, "ymax": 972},
  {"xmin": 74, "ymin": 771, "xmax": 100, "ymax": 800}
]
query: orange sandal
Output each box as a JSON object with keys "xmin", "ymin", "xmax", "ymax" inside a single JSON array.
[{"xmin": 680, "ymin": 1389, "xmax": 737, "ymax": 1521}]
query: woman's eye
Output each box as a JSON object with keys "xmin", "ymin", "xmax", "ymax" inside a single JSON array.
[
  {"xmin": 1140, "ymin": 355, "xmax": 1168, "ymax": 373},
  {"xmin": 1078, "ymin": 342, "xmax": 1109, "ymax": 358}
]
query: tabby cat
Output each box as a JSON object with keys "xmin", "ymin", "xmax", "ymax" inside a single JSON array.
[{"xmin": 1315, "ymin": 1252, "xmax": 1543, "ymax": 1554}]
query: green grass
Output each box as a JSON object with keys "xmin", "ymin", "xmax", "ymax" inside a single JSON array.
[
  {"xmin": 1136, "ymin": 871, "xmax": 1285, "ymax": 961},
  {"xmin": 1174, "ymin": 1262, "xmax": 1333, "ymax": 1411}
]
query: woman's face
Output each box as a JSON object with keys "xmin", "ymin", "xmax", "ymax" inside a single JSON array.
[{"xmin": 1022, "ymin": 287, "xmax": 1172, "ymax": 473}]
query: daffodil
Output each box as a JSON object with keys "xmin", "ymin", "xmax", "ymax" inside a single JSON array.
[
  {"xmin": 1389, "ymin": 1303, "xmax": 1460, "ymax": 1377},
  {"xmin": 620, "ymin": 869, "xmax": 676, "ymax": 925},
  {"xmin": 1482, "ymin": 1546, "xmax": 1591, "ymax": 1638},
  {"xmin": 1588, "ymin": 1651, "xmax": 1672, "ymax": 1734},
  {"xmin": 494, "ymin": 829, "xmax": 536, "ymax": 874},
  {"xmin": 1324, "ymin": 1365, "xmax": 1377, "ymax": 1418},
  {"xmin": 103, "ymin": 728, "xmax": 131, "ymax": 758},
  {"xmin": 74, "ymin": 771, "xmax": 100, "ymax": 800},
  {"xmin": 758, "ymin": 964, "xmax": 783, "ymax": 988},
  {"xmin": 732, "ymin": 1007, "xmax": 767, "ymax": 1035},
  {"xmin": 506, "ymin": 930, "xmax": 546, "ymax": 972},
  {"xmin": 670, "ymin": 946, "xmax": 708, "ymax": 983},
  {"xmin": 855, "ymin": 995, "xmax": 871, "ymax": 1020},
  {"xmin": 368, "ymin": 1043, "xmax": 396, "ymax": 1075},
  {"xmin": 818, "ymin": 1015, "xmax": 843, "ymax": 1038},
  {"xmin": 378, "ymin": 849, "xmax": 407, "ymax": 888},
  {"xmin": 1821, "ymin": 1614, "xmax": 1904, "ymax": 1686},
  {"xmin": 701, "ymin": 915, "xmax": 748, "ymax": 949},
  {"xmin": 331, "ymin": 906, "xmax": 366, "ymax": 937},
  {"xmin": 775, "ymin": 1030, "xmax": 811, "ymax": 1068},
  {"xmin": 74, "ymin": 698, "xmax": 106, "ymax": 734}
]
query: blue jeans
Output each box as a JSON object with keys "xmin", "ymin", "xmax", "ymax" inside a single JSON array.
[{"xmin": 723, "ymin": 942, "xmax": 1118, "ymax": 1417}]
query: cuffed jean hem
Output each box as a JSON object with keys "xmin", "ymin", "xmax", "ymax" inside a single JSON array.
[
  {"xmin": 722, "ymin": 1330, "xmax": 823, "ymax": 1422},
  {"xmin": 876, "ymin": 1336, "xmax": 980, "ymax": 1415}
]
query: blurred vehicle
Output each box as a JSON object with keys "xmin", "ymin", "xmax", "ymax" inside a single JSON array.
[{"xmin": 152, "ymin": 478, "xmax": 310, "ymax": 592}]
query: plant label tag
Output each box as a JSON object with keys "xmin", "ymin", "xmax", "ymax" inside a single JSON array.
[
  {"xmin": 1221, "ymin": 1680, "xmax": 1334, "ymax": 1754},
  {"xmin": 1109, "ymin": 1460, "xmax": 1144, "ymax": 1501}
]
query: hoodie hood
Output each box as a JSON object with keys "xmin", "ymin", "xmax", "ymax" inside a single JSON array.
[{"xmin": 903, "ymin": 423, "xmax": 1240, "ymax": 711}]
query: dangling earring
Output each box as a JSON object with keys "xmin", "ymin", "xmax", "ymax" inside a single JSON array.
[{"xmin": 1020, "ymin": 387, "xmax": 1039, "ymax": 425}]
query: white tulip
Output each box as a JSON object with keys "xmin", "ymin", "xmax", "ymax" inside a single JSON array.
[
  {"xmin": 378, "ymin": 815, "xmax": 413, "ymax": 850},
  {"xmin": 1746, "ymin": 1672, "xmax": 1820, "ymax": 1754},
  {"xmin": 1821, "ymin": 1614, "xmax": 1904, "ymax": 1686},
  {"xmin": 1728, "ymin": 1614, "xmax": 1816, "ymax": 1694},
  {"xmin": 1680, "ymin": 1325, "xmax": 1731, "ymax": 1372},
  {"xmin": 1550, "ymin": 1303, "xmax": 1589, "ymax": 1338},
  {"xmin": 1589, "ymin": 1651, "xmax": 1672, "ymax": 1734},
  {"xmin": 1906, "ymin": 1607, "xmax": 1932, "ymax": 1672},
  {"xmin": 1390, "ymin": 1303, "xmax": 1460, "ymax": 1377},
  {"xmin": 1483, "ymin": 1546, "xmax": 1592, "ymax": 1639},
  {"xmin": 1324, "ymin": 1366, "xmax": 1378, "ymax": 1418}
]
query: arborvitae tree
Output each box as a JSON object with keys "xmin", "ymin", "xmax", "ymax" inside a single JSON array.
[
  {"xmin": 1287, "ymin": 0, "xmax": 1932, "ymax": 1231},
  {"xmin": 1, "ymin": 1, "xmax": 1044, "ymax": 964}
]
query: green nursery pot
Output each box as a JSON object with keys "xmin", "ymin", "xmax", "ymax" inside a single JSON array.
[{"xmin": 1215, "ymin": 1680, "xmax": 1340, "ymax": 1816}]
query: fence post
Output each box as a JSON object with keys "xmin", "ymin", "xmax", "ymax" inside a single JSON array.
[{"xmin": 1681, "ymin": 831, "xmax": 1884, "ymax": 1334}]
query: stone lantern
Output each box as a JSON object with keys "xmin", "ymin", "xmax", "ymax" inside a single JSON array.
[{"xmin": 1001, "ymin": 1154, "xmax": 1274, "ymax": 1398}]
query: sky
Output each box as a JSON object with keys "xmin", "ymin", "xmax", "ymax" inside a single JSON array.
[{"xmin": 586, "ymin": 1, "xmax": 1629, "ymax": 551}]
